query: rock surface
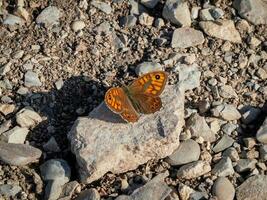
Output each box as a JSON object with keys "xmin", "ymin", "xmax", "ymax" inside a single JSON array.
[
  {"xmin": 186, "ymin": 113, "xmax": 216, "ymax": 142},
  {"xmin": 212, "ymin": 177, "xmax": 235, "ymax": 200},
  {"xmin": 199, "ymin": 20, "xmax": 242, "ymax": 43},
  {"xmin": 236, "ymin": 175, "xmax": 267, "ymax": 200},
  {"xmin": 36, "ymin": 6, "xmax": 62, "ymax": 27},
  {"xmin": 68, "ymin": 85, "xmax": 184, "ymax": 183},
  {"xmin": 233, "ymin": 0, "xmax": 267, "ymax": 25},
  {"xmin": 16, "ymin": 107, "xmax": 42, "ymax": 128},
  {"xmin": 0, "ymin": 126, "xmax": 29, "ymax": 143},
  {"xmin": 177, "ymin": 161, "xmax": 211, "ymax": 179},
  {"xmin": 212, "ymin": 157, "xmax": 235, "ymax": 177},
  {"xmin": 162, "ymin": 0, "xmax": 191, "ymax": 26},
  {"xmin": 171, "ymin": 27, "xmax": 204, "ymax": 48},
  {"xmin": 135, "ymin": 62, "xmax": 163, "ymax": 76},
  {"xmin": 166, "ymin": 139, "xmax": 200, "ymax": 166},
  {"xmin": 256, "ymin": 117, "xmax": 267, "ymax": 144},
  {"xmin": 176, "ymin": 63, "xmax": 201, "ymax": 91},
  {"xmin": 0, "ymin": 143, "xmax": 42, "ymax": 166},
  {"xmin": 115, "ymin": 172, "xmax": 172, "ymax": 200},
  {"xmin": 40, "ymin": 159, "xmax": 71, "ymax": 200},
  {"xmin": 212, "ymin": 135, "xmax": 235, "ymax": 153}
]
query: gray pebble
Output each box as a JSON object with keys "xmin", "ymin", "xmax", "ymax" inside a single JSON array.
[
  {"xmin": 241, "ymin": 106, "xmax": 261, "ymax": 124},
  {"xmin": 40, "ymin": 159, "xmax": 71, "ymax": 200},
  {"xmin": 162, "ymin": 0, "xmax": 191, "ymax": 26},
  {"xmin": 223, "ymin": 147, "xmax": 239, "ymax": 162},
  {"xmin": 259, "ymin": 145, "xmax": 267, "ymax": 161},
  {"xmin": 256, "ymin": 117, "xmax": 267, "ymax": 144},
  {"xmin": 71, "ymin": 20, "xmax": 85, "ymax": 32},
  {"xmin": 177, "ymin": 161, "xmax": 211, "ymax": 179},
  {"xmin": 140, "ymin": 0, "xmax": 160, "ymax": 8},
  {"xmin": 213, "ymin": 135, "xmax": 235, "ymax": 153},
  {"xmin": 76, "ymin": 188, "xmax": 100, "ymax": 200},
  {"xmin": 91, "ymin": 0, "xmax": 112, "ymax": 14},
  {"xmin": 36, "ymin": 6, "xmax": 62, "ymax": 27},
  {"xmin": 24, "ymin": 71, "xmax": 42, "ymax": 87},
  {"xmin": 43, "ymin": 137, "xmax": 61, "ymax": 153},
  {"xmin": 221, "ymin": 123, "xmax": 237, "ymax": 135},
  {"xmin": 0, "ymin": 126, "xmax": 29, "ymax": 144},
  {"xmin": 0, "ymin": 143, "xmax": 42, "ymax": 166},
  {"xmin": 0, "ymin": 184, "xmax": 22, "ymax": 197},
  {"xmin": 120, "ymin": 15, "xmax": 137, "ymax": 28},
  {"xmin": 235, "ymin": 159, "xmax": 257, "ymax": 173},
  {"xmin": 212, "ymin": 177, "xmax": 235, "ymax": 200},
  {"xmin": 55, "ymin": 79, "xmax": 64, "ymax": 90},
  {"xmin": 166, "ymin": 139, "xmax": 200, "ymax": 166},
  {"xmin": 212, "ymin": 157, "xmax": 235, "ymax": 177},
  {"xmin": 3, "ymin": 14, "xmax": 24, "ymax": 25},
  {"xmin": 171, "ymin": 27, "xmax": 204, "ymax": 48}
]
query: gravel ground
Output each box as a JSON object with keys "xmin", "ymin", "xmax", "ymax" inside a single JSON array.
[{"xmin": 0, "ymin": 0, "xmax": 266, "ymax": 199}]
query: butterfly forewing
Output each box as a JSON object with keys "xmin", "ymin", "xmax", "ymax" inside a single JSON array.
[
  {"xmin": 129, "ymin": 71, "xmax": 168, "ymax": 97},
  {"xmin": 105, "ymin": 87, "xmax": 139, "ymax": 122}
]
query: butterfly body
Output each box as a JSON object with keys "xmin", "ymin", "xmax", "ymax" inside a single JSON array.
[{"xmin": 105, "ymin": 71, "xmax": 168, "ymax": 123}]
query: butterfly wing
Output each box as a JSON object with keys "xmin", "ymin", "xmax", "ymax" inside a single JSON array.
[
  {"xmin": 105, "ymin": 87, "xmax": 139, "ymax": 122},
  {"xmin": 129, "ymin": 71, "xmax": 168, "ymax": 97},
  {"xmin": 131, "ymin": 94, "xmax": 162, "ymax": 114}
]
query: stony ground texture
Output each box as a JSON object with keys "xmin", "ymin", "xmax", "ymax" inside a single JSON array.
[{"xmin": 0, "ymin": 0, "xmax": 266, "ymax": 200}]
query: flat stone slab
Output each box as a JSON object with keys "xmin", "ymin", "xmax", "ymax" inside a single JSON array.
[{"xmin": 68, "ymin": 85, "xmax": 185, "ymax": 183}]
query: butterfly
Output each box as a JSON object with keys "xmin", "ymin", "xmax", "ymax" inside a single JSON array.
[{"xmin": 104, "ymin": 71, "xmax": 168, "ymax": 123}]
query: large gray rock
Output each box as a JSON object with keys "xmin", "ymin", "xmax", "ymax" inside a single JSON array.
[
  {"xmin": 233, "ymin": 0, "xmax": 267, "ymax": 25},
  {"xmin": 162, "ymin": 0, "xmax": 191, "ymax": 26},
  {"xmin": 171, "ymin": 27, "xmax": 204, "ymax": 48},
  {"xmin": 68, "ymin": 85, "xmax": 184, "ymax": 183},
  {"xmin": 115, "ymin": 172, "xmax": 172, "ymax": 200},
  {"xmin": 199, "ymin": 20, "xmax": 242, "ymax": 43},
  {"xmin": 236, "ymin": 175, "xmax": 267, "ymax": 200},
  {"xmin": 0, "ymin": 143, "xmax": 42, "ymax": 166}
]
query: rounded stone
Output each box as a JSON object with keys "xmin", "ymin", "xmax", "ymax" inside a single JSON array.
[
  {"xmin": 212, "ymin": 177, "xmax": 235, "ymax": 200},
  {"xmin": 166, "ymin": 139, "xmax": 200, "ymax": 166},
  {"xmin": 71, "ymin": 20, "xmax": 85, "ymax": 32}
]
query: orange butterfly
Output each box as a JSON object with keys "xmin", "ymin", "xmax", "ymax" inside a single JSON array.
[{"xmin": 104, "ymin": 71, "xmax": 168, "ymax": 122}]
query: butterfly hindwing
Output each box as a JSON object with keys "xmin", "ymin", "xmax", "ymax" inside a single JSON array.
[
  {"xmin": 131, "ymin": 94, "xmax": 162, "ymax": 114},
  {"xmin": 105, "ymin": 87, "xmax": 124, "ymax": 113},
  {"xmin": 129, "ymin": 71, "xmax": 168, "ymax": 97},
  {"xmin": 105, "ymin": 87, "xmax": 139, "ymax": 122}
]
